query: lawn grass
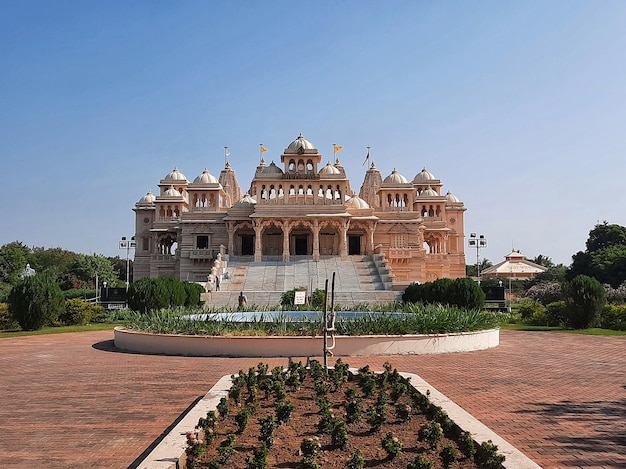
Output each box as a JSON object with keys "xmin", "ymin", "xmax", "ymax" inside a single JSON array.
[
  {"xmin": 0, "ymin": 323, "xmax": 120, "ymax": 338},
  {"xmin": 502, "ymin": 323, "xmax": 626, "ymax": 336}
]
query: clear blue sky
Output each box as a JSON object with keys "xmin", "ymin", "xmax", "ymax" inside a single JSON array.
[{"xmin": 2, "ymin": 1, "xmax": 625, "ymax": 266}]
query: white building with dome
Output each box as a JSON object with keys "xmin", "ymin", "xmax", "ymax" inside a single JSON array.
[{"xmin": 132, "ymin": 133, "xmax": 467, "ymax": 287}]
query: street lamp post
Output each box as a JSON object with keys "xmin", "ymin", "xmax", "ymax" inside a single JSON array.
[
  {"xmin": 468, "ymin": 233, "xmax": 487, "ymax": 284},
  {"xmin": 119, "ymin": 236, "xmax": 136, "ymax": 291}
]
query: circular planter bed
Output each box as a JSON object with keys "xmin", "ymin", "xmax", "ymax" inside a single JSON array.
[{"xmin": 113, "ymin": 327, "xmax": 499, "ymax": 357}]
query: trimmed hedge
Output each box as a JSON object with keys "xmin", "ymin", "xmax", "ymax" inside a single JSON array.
[
  {"xmin": 127, "ymin": 277, "xmax": 204, "ymax": 313},
  {"xmin": 402, "ymin": 278, "xmax": 485, "ymax": 310}
]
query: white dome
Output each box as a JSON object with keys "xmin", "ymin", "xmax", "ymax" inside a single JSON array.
[
  {"xmin": 233, "ymin": 193, "xmax": 257, "ymax": 208},
  {"xmin": 193, "ymin": 169, "xmax": 219, "ymax": 184},
  {"xmin": 445, "ymin": 190, "xmax": 460, "ymax": 203},
  {"xmin": 286, "ymin": 133, "xmax": 315, "ymax": 152},
  {"xmin": 413, "ymin": 167, "xmax": 436, "ymax": 182},
  {"xmin": 164, "ymin": 186, "xmax": 182, "ymax": 197},
  {"xmin": 262, "ymin": 161, "xmax": 284, "ymax": 174},
  {"xmin": 418, "ymin": 186, "xmax": 438, "ymax": 198},
  {"xmin": 136, "ymin": 190, "xmax": 156, "ymax": 205},
  {"xmin": 163, "ymin": 167, "xmax": 187, "ymax": 182},
  {"xmin": 383, "ymin": 168, "xmax": 409, "ymax": 184},
  {"xmin": 345, "ymin": 195, "xmax": 370, "ymax": 209},
  {"xmin": 319, "ymin": 161, "xmax": 340, "ymax": 175}
]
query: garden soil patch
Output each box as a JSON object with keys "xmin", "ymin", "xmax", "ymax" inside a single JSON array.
[{"xmin": 188, "ymin": 363, "xmax": 500, "ymax": 468}]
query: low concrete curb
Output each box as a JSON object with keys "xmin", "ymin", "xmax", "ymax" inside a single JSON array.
[{"xmin": 114, "ymin": 327, "xmax": 500, "ymax": 357}]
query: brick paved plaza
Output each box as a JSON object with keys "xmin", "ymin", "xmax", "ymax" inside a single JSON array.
[{"xmin": 0, "ymin": 330, "xmax": 624, "ymax": 468}]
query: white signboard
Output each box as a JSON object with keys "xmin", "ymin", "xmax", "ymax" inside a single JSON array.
[{"xmin": 294, "ymin": 290, "xmax": 307, "ymax": 305}]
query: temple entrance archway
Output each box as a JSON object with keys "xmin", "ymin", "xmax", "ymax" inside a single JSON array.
[
  {"xmin": 348, "ymin": 235, "xmax": 361, "ymax": 255},
  {"xmin": 295, "ymin": 236, "xmax": 308, "ymax": 255},
  {"xmin": 241, "ymin": 235, "xmax": 254, "ymax": 255}
]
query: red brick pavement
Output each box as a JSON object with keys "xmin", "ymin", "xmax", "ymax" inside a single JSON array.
[{"xmin": 0, "ymin": 330, "xmax": 624, "ymax": 468}]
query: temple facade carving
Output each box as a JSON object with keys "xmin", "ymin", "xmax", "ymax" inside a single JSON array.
[{"xmin": 132, "ymin": 133, "xmax": 467, "ymax": 287}]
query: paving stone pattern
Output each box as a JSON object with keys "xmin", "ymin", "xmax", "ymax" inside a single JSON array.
[{"xmin": 0, "ymin": 330, "xmax": 624, "ymax": 468}]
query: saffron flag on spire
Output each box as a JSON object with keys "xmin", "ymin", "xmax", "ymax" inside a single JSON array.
[
  {"xmin": 334, "ymin": 145, "xmax": 343, "ymax": 153},
  {"xmin": 363, "ymin": 147, "xmax": 370, "ymax": 166},
  {"xmin": 260, "ymin": 146, "xmax": 268, "ymax": 153}
]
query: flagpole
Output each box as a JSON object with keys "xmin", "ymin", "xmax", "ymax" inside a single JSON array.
[
  {"xmin": 259, "ymin": 144, "xmax": 263, "ymax": 163},
  {"xmin": 224, "ymin": 146, "xmax": 228, "ymax": 166}
]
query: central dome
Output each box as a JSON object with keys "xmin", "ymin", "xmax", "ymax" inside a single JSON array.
[{"xmin": 287, "ymin": 133, "xmax": 316, "ymax": 152}]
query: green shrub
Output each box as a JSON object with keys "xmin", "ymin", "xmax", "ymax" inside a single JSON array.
[
  {"xmin": 0, "ymin": 302, "xmax": 19, "ymax": 330},
  {"xmin": 58, "ymin": 298, "xmax": 104, "ymax": 325},
  {"xmin": 599, "ymin": 304, "xmax": 626, "ymax": 330},
  {"xmin": 545, "ymin": 301, "xmax": 567, "ymax": 327},
  {"xmin": 183, "ymin": 282, "xmax": 205, "ymax": 306},
  {"xmin": 8, "ymin": 273, "xmax": 64, "ymax": 330},
  {"xmin": 403, "ymin": 278, "xmax": 484, "ymax": 310},
  {"xmin": 128, "ymin": 277, "xmax": 201, "ymax": 313},
  {"xmin": 517, "ymin": 299, "xmax": 546, "ymax": 324},
  {"xmin": 563, "ymin": 275, "xmax": 606, "ymax": 329},
  {"xmin": 448, "ymin": 278, "xmax": 485, "ymax": 310},
  {"xmin": 62, "ymin": 289, "xmax": 96, "ymax": 300}
]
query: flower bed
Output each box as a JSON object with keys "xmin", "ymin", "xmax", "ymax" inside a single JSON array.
[{"xmin": 184, "ymin": 361, "xmax": 507, "ymax": 469}]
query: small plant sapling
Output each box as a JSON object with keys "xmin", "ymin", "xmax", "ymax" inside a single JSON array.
[
  {"xmin": 256, "ymin": 362, "xmax": 269, "ymax": 375},
  {"xmin": 257, "ymin": 415, "xmax": 277, "ymax": 447},
  {"xmin": 276, "ymin": 400, "xmax": 295, "ymax": 424},
  {"xmin": 298, "ymin": 457, "xmax": 320, "ymax": 469},
  {"xmin": 330, "ymin": 418, "xmax": 349, "ymax": 448},
  {"xmin": 407, "ymin": 454, "xmax": 434, "ymax": 469},
  {"xmin": 216, "ymin": 397, "xmax": 229, "ymax": 419},
  {"xmin": 300, "ymin": 437, "xmax": 320, "ymax": 457},
  {"xmin": 458, "ymin": 431, "xmax": 476, "ymax": 458},
  {"xmin": 235, "ymin": 407, "xmax": 253, "ymax": 433},
  {"xmin": 346, "ymin": 449, "xmax": 365, "ymax": 469},
  {"xmin": 245, "ymin": 442, "xmax": 269, "ymax": 469},
  {"xmin": 418, "ymin": 421, "xmax": 442, "ymax": 450},
  {"xmin": 381, "ymin": 431, "xmax": 403, "ymax": 459},
  {"xmin": 366, "ymin": 404, "xmax": 387, "ymax": 432},
  {"xmin": 476, "ymin": 440, "xmax": 506, "ymax": 468},
  {"xmin": 345, "ymin": 398, "xmax": 363, "ymax": 424},
  {"xmin": 396, "ymin": 403, "xmax": 412, "ymax": 423},
  {"xmin": 440, "ymin": 444, "xmax": 457, "ymax": 468}
]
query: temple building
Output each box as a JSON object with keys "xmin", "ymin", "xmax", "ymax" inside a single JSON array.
[{"xmin": 132, "ymin": 133, "xmax": 467, "ymax": 289}]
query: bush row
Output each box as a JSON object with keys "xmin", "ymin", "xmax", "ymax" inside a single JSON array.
[
  {"xmin": 402, "ymin": 278, "xmax": 485, "ymax": 310},
  {"xmin": 520, "ymin": 274, "xmax": 611, "ymax": 329},
  {"xmin": 127, "ymin": 277, "xmax": 204, "ymax": 313}
]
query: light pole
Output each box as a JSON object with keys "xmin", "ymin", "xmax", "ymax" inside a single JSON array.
[
  {"xmin": 468, "ymin": 233, "xmax": 487, "ymax": 284},
  {"xmin": 119, "ymin": 236, "xmax": 136, "ymax": 291}
]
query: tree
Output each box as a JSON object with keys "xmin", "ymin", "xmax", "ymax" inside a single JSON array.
[
  {"xmin": 585, "ymin": 221, "xmax": 626, "ymax": 252},
  {"xmin": 568, "ymin": 223, "xmax": 626, "ymax": 287},
  {"xmin": 70, "ymin": 254, "xmax": 118, "ymax": 288},
  {"xmin": 531, "ymin": 254, "xmax": 554, "ymax": 268},
  {"xmin": 8, "ymin": 272, "xmax": 64, "ymax": 330},
  {"xmin": 562, "ymin": 275, "xmax": 606, "ymax": 329},
  {"xmin": 466, "ymin": 259, "xmax": 492, "ymax": 278},
  {"xmin": 0, "ymin": 241, "xmax": 30, "ymax": 286}
]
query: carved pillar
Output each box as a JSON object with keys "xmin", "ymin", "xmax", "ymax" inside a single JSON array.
[
  {"xmin": 282, "ymin": 220, "xmax": 291, "ymax": 262},
  {"xmin": 254, "ymin": 221, "xmax": 263, "ymax": 262},
  {"xmin": 312, "ymin": 219, "xmax": 320, "ymax": 262},
  {"xmin": 340, "ymin": 219, "xmax": 348, "ymax": 260},
  {"xmin": 227, "ymin": 222, "xmax": 235, "ymax": 256}
]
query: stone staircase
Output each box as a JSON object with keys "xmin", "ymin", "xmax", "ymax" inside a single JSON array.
[{"xmin": 202, "ymin": 256, "xmax": 401, "ymax": 307}]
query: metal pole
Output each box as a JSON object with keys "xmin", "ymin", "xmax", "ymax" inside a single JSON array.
[
  {"xmin": 476, "ymin": 243, "xmax": 481, "ymax": 285},
  {"xmin": 323, "ymin": 278, "xmax": 329, "ymax": 374}
]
